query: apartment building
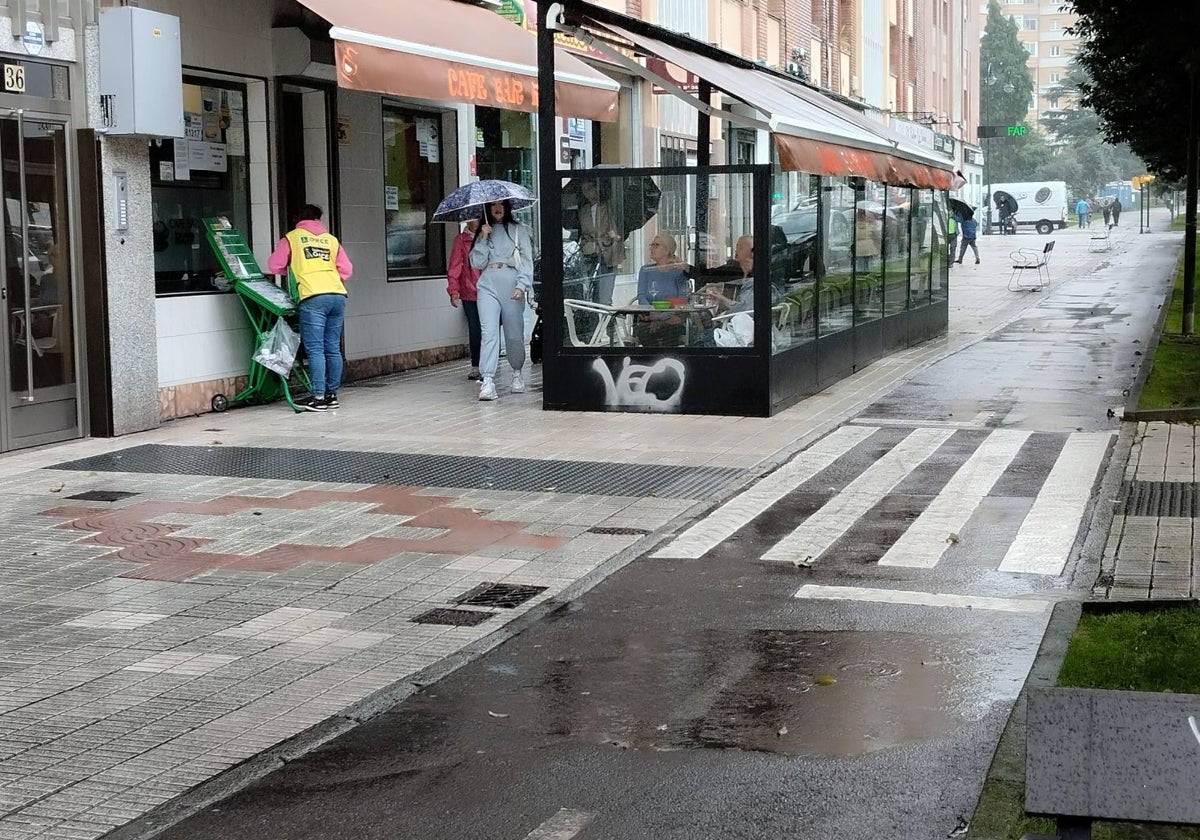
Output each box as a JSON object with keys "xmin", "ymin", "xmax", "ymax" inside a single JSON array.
[{"xmin": 986, "ymin": 0, "xmax": 1079, "ymax": 124}]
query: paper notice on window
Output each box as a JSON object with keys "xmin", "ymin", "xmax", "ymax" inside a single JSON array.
[
  {"xmin": 415, "ymin": 117, "xmax": 440, "ymax": 162},
  {"xmin": 184, "ymin": 112, "xmax": 203, "ymax": 141},
  {"xmin": 189, "ymin": 141, "xmax": 227, "ymax": 172},
  {"xmin": 159, "ymin": 161, "xmax": 174, "ymax": 181},
  {"xmin": 173, "ymin": 139, "xmax": 190, "ymax": 180},
  {"xmin": 226, "ymin": 90, "xmax": 245, "ymax": 156},
  {"xmin": 385, "ymin": 185, "xmax": 399, "ymax": 211}
]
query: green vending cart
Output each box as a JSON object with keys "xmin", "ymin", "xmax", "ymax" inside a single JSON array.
[{"xmin": 201, "ymin": 216, "xmax": 311, "ymax": 412}]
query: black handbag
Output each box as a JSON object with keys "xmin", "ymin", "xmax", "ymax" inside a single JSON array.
[{"xmin": 529, "ymin": 314, "xmax": 543, "ymax": 364}]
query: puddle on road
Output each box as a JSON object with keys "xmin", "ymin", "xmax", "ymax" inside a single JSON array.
[{"xmin": 530, "ymin": 630, "xmax": 1007, "ymax": 759}]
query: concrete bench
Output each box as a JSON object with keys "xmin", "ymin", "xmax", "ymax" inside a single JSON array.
[{"xmin": 1023, "ymin": 686, "xmax": 1200, "ymax": 839}]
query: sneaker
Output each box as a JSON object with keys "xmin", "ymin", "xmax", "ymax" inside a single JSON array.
[
  {"xmin": 467, "ymin": 367, "xmax": 483, "ymax": 381},
  {"xmin": 954, "ymin": 260, "xmax": 962, "ymax": 264},
  {"xmin": 975, "ymin": 259, "xmax": 980, "ymax": 265},
  {"xmin": 324, "ymin": 393, "xmax": 339, "ymax": 409},
  {"xmin": 478, "ymin": 377, "xmax": 498, "ymax": 401},
  {"xmin": 510, "ymin": 371, "xmax": 526, "ymax": 393},
  {"xmin": 297, "ymin": 396, "xmax": 326, "ymax": 412}
]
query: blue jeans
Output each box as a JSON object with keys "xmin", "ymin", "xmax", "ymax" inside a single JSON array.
[{"xmin": 298, "ymin": 293, "xmax": 346, "ymax": 396}]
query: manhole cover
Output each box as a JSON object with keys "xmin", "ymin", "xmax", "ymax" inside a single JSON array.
[
  {"xmin": 455, "ymin": 582, "xmax": 548, "ymax": 609},
  {"xmin": 411, "ymin": 608, "xmax": 495, "ymax": 627},
  {"xmin": 65, "ymin": 490, "xmax": 139, "ymax": 502}
]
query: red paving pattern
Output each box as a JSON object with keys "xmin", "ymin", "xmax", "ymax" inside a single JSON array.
[{"xmin": 40, "ymin": 485, "xmax": 566, "ymax": 582}]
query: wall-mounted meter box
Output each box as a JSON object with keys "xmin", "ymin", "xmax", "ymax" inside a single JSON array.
[{"xmin": 98, "ymin": 7, "xmax": 184, "ymax": 137}]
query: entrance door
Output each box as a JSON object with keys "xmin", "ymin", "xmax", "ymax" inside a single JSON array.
[{"xmin": 0, "ymin": 112, "xmax": 79, "ymax": 451}]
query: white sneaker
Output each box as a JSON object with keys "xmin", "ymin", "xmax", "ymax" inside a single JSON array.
[
  {"xmin": 510, "ymin": 371, "xmax": 526, "ymax": 393},
  {"xmin": 478, "ymin": 377, "xmax": 498, "ymax": 401}
]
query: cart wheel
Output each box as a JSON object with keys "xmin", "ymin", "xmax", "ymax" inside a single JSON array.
[{"xmin": 211, "ymin": 394, "xmax": 229, "ymax": 413}]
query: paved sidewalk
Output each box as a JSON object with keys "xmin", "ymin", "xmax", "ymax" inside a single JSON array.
[
  {"xmin": 1096, "ymin": 421, "xmax": 1200, "ymax": 600},
  {"xmin": 0, "ymin": 220, "xmax": 1170, "ymax": 840}
]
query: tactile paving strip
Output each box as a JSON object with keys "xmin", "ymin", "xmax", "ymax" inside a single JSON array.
[
  {"xmin": 1122, "ymin": 481, "xmax": 1200, "ymax": 517},
  {"xmin": 52, "ymin": 444, "xmax": 744, "ymax": 499}
]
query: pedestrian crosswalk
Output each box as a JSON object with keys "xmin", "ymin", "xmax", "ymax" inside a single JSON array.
[{"xmin": 655, "ymin": 424, "xmax": 1114, "ymax": 580}]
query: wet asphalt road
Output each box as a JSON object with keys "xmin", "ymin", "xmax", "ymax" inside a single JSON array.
[{"xmin": 152, "ymin": 233, "xmax": 1178, "ymax": 840}]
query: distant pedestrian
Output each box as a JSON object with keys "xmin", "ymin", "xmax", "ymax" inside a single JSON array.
[
  {"xmin": 470, "ymin": 200, "xmax": 532, "ymax": 401},
  {"xmin": 268, "ymin": 204, "xmax": 352, "ymax": 412},
  {"xmin": 947, "ymin": 213, "xmax": 958, "ymax": 263},
  {"xmin": 955, "ymin": 214, "xmax": 980, "ymax": 265},
  {"xmin": 1111, "ymin": 197, "xmax": 1122, "ymax": 227},
  {"xmin": 1075, "ymin": 198, "xmax": 1089, "ymax": 229},
  {"xmin": 1102, "ymin": 203, "xmax": 1112, "ymax": 226},
  {"xmin": 447, "ymin": 218, "xmax": 484, "ymax": 381}
]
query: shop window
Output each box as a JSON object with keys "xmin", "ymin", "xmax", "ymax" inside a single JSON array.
[
  {"xmin": 930, "ymin": 190, "xmax": 949, "ymax": 303},
  {"xmin": 769, "ymin": 171, "xmax": 819, "ymax": 353},
  {"xmin": 150, "ymin": 78, "xmax": 250, "ymax": 295},
  {"xmin": 820, "ymin": 178, "xmax": 856, "ymax": 336},
  {"xmin": 384, "ymin": 105, "xmax": 447, "ymax": 279},
  {"xmin": 911, "ymin": 188, "xmax": 935, "ymax": 306}
]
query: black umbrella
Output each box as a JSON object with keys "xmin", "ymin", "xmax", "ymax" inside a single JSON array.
[
  {"xmin": 562, "ymin": 172, "xmax": 662, "ymax": 239},
  {"xmin": 948, "ymin": 197, "xmax": 974, "ymax": 219},
  {"xmin": 992, "ymin": 190, "xmax": 1019, "ymax": 217}
]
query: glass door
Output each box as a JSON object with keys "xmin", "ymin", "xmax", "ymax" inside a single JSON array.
[{"xmin": 0, "ymin": 111, "xmax": 79, "ymax": 450}]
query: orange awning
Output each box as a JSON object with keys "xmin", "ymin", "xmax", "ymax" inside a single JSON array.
[{"xmin": 296, "ymin": 0, "xmax": 620, "ymax": 122}]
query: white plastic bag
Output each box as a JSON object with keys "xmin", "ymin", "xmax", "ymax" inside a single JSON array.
[{"xmin": 253, "ymin": 317, "xmax": 299, "ymax": 376}]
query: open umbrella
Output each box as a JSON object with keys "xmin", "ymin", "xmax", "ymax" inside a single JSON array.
[
  {"xmin": 561, "ymin": 172, "xmax": 662, "ymax": 239},
  {"xmin": 432, "ymin": 179, "xmax": 537, "ymax": 222},
  {"xmin": 948, "ymin": 197, "xmax": 974, "ymax": 219},
  {"xmin": 992, "ymin": 190, "xmax": 1019, "ymax": 217}
]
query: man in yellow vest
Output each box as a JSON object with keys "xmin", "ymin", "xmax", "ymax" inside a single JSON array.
[{"xmin": 268, "ymin": 204, "xmax": 353, "ymax": 411}]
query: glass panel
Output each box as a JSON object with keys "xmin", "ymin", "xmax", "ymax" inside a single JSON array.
[
  {"xmin": 883, "ymin": 187, "xmax": 914, "ymax": 316},
  {"xmin": 557, "ymin": 170, "xmax": 766, "ymax": 350},
  {"xmin": 819, "ymin": 177, "xmax": 855, "ymax": 336},
  {"xmin": 854, "ymin": 181, "xmax": 886, "ymax": 324},
  {"xmin": 770, "ymin": 171, "xmax": 817, "ymax": 353},
  {"xmin": 383, "ymin": 106, "xmax": 446, "ymax": 278},
  {"xmin": 911, "ymin": 188, "xmax": 934, "ymax": 307},
  {"xmin": 5, "ymin": 118, "xmax": 74, "ymax": 393},
  {"xmin": 151, "ymin": 79, "xmax": 251, "ymax": 295},
  {"xmin": 931, "ymin": 190, "xmax": 949, "ymax": 302}
]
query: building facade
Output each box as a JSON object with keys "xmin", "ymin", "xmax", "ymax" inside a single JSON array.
[{"xmin": 984, "ymin": 0, "xmax": 1079, "ymax": 126}]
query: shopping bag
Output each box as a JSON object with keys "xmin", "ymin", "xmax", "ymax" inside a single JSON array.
[{"xmin": 253, "ymin": 317, "xmax": 299, "ymax": 375}]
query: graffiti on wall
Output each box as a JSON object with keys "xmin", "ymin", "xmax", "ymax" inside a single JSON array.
[{"xmin": 591, "ymin": 356, "xmax": 686, "ymax": 412}]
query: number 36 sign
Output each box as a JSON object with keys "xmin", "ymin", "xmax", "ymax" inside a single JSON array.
[{"xmin": 3, "ymin": 64, "xmax": 25, "ymax": 93}]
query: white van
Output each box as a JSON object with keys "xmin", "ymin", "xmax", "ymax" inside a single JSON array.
[{"xmin": 987, "ymin": 181, "xmax": 1069, "ymax": 235}]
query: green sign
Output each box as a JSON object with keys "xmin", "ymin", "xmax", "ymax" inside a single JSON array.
[
  {"xmin": 496, "ymin": 0, "xmax": 524, "ymax": 25},
  {"xmin": 977, "ymin": 124, "xmax": 1028, "ymax": 139}
]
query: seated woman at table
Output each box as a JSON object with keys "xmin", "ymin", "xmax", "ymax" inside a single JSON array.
[
  {"xmin": 636, "ymin": 233, "xmax": 690, "ymax": 303},
  {"xmin": 704, "ymin": 235, "xmax": 756, "ymax": 313},
  {"xmin": 633, "ymin": 234, "xmax": 696, "ymax": 347}
]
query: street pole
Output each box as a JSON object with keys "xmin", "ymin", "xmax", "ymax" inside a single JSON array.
[
  {"xmin": 984, "ymin": 64, "xmax": 993, "ymax": 236},
  {"xmin": 1184, "ymin": 68, "xmax": 1197, "ymax": 336}
]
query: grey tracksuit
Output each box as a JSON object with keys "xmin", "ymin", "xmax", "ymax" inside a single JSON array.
[{"xmin": 469, "ymin": 222, "xmax": 533, "ymax": 380}]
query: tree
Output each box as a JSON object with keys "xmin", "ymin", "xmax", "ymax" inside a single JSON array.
[
  {"xmin": 979, "ymin": 2, "xmax": 1042, "ymax": 187},
  {"xmin": 1069, "ymin": 3, "xmax": 1199, "ymax": 181},
  {"xmin": 1070, "ymin": 2, "xmax": 1200, "ymax": 331}
]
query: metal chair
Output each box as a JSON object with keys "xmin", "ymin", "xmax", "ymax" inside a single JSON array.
[
  {"xmin": 1008, "ymin": 240, "xmax": 1054, "ymax": 291},
  {"xmin": 562, "ymin": 299, "xmax": 633, "ymax": 346},
  {"xmin": 12, "ymin": 305, "xmax": 60, "ymax": 357}
]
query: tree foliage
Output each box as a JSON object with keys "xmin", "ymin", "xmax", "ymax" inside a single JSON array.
[
  {"xmin": 979, "ymin": 1, "xmax": 1034, "ymax": 126},
  {"xmin": 1069, "ymin": 1, "xmax": 1200, "ymax": 181}
]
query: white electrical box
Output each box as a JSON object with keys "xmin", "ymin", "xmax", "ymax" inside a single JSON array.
[{"xmin": 98, "ymin": 7, "xmax": 184, "ymax": 137}]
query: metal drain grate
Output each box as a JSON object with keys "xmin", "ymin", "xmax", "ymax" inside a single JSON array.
[
  {"xmin": 51, "ymin": 444, "xmax": 742, "ymax": 499},
  {"xmin": 1122, "ymin": 481, "xmax": 1200, "ymax": 517},
  {"xmin": 411, "ymin": 608, "xmax": 495, "ymax": 627},
  {"xmin": 454, "ymin": 583, "xmax": 547, "ymax": 609},
  {"xmin": 587, "ymin": 526, "xmax": 651, "ymax": 536},
  {"xmin": 65, "ymin": 490, "xmax": 139, "ymax": 502}
]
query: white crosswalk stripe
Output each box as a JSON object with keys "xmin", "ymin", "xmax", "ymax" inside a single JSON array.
[
  {"xmin": 878, "ymin": 429, "xmax": 1031, "ymax": 568},
  {"xmin": 762, "ymin": 427, "xmax": 956, "ymax": 565},
  {"xmin": 998, "ymin": 432, "xmax": 1113, "ymax": 575},
  {"xmin": 794, "ymin": 584, "xmax": 1050, "ymax": 613},
  {"xmin": 652, "ymin": 424, "xmax": 878, "ymax": 559}
]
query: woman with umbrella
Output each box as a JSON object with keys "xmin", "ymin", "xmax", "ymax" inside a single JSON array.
[
  {"xmin": 469, "ymin": 200, "xmax": 534, "ymax": 401},
  {"xmin": 433, "ymin": 180, "xmax": 536, "ymax": 401}
]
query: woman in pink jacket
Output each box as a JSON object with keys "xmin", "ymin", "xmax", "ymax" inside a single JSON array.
[{"xmin": 447, "ymin": 218, "xmax": 483, "ymax": 380}]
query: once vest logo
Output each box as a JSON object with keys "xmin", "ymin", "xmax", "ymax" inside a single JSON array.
[
  {"xmin": 302, "ymin": 246, "xmax": 331, "ymax": 261},
  {"xmin": 1034, "ymin": 187, "xmax": 1051, "ymax": 204}
]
